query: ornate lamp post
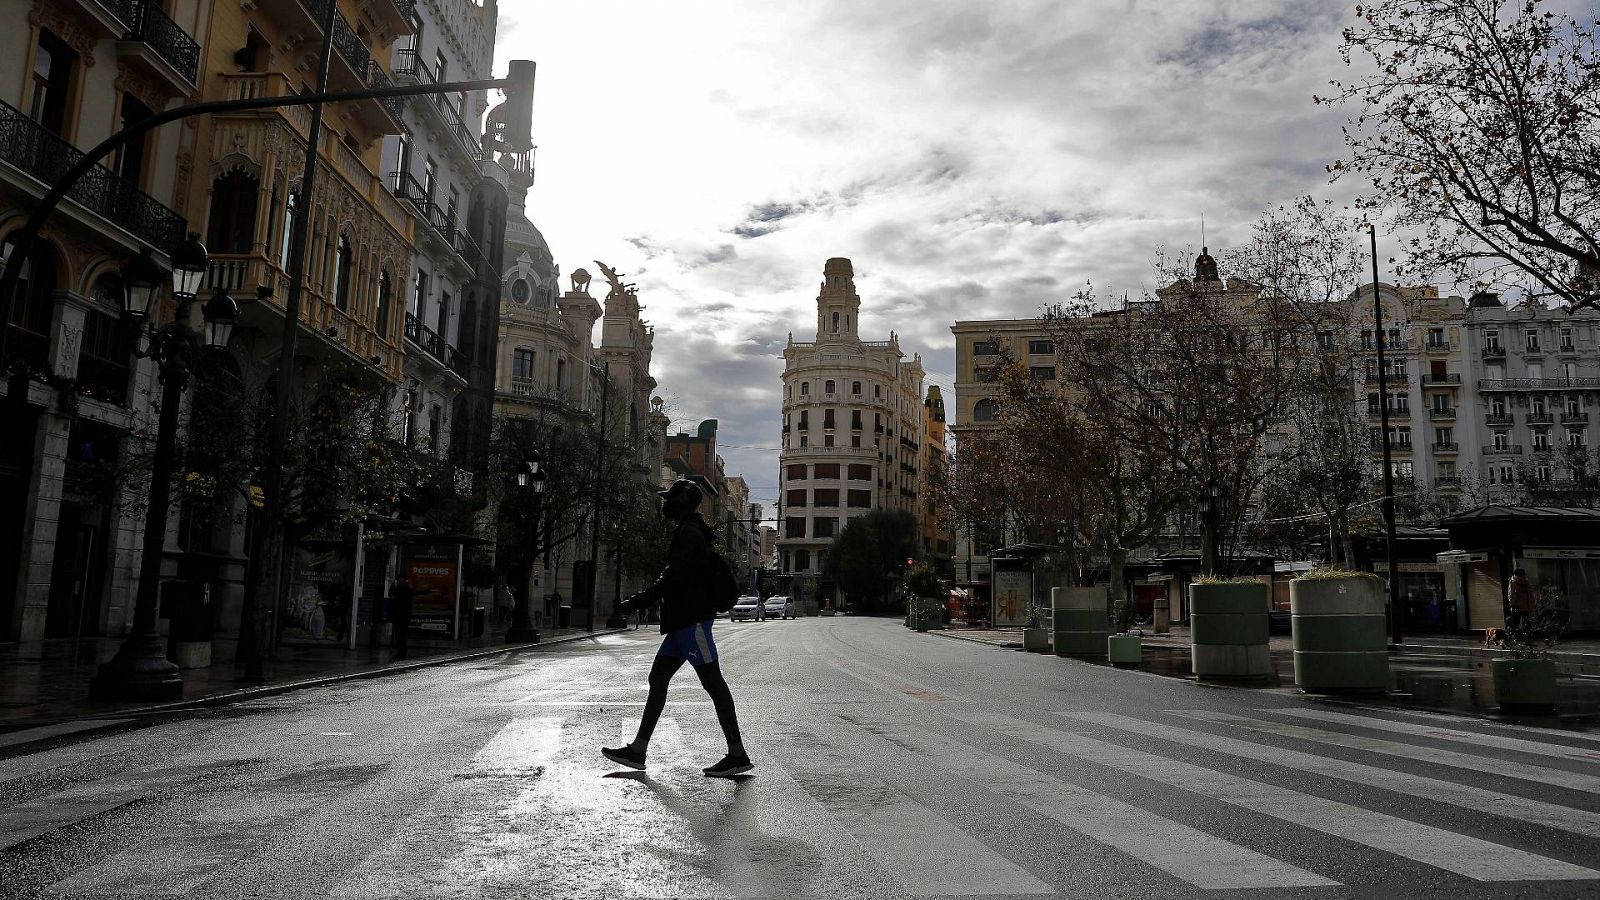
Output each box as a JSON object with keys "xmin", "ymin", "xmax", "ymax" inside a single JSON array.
[
  {"xmin": 91, "ymin": 235, "xmax": 239, "ymax": 701},
  {"xmin": 505, "ymin": 450, "xmax": 546, "ymax": 643}
]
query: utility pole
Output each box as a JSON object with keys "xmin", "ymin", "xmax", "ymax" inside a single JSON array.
[
  {"xmin": 585, "ymin": 361, "xmax": 611, "ymax": 632},
  {"xmin": 1369, "ymin": 224, "xmax": 1403, "ymax": 644}
]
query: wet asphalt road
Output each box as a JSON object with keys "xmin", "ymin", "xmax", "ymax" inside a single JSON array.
[{"xmin": 3, "ymin": 617, "xmax": 1600, "ymax": 899}]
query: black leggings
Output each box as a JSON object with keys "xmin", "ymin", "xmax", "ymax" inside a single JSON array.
[{"xmin": 633, "ymin": 655, "xmax": 743, "ymax": 751}]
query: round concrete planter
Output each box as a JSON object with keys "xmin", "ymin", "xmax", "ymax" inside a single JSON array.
[
  {"xmin": 1189, "ymin": 582, "xmax": 1270, "ymax": 682},
  {"xmin": 1023, "ymin": 627, "xmax": 1051, "ymax": 653},
  {"xmin": 1053, "ymin": 586, "xmax": 1108, "ymax": 659},
  {"xmin": 1492, "ymin": 658, "xmax": 1557, "ymax": 712},
  {"xmin": 1107, "ymin": 633, "xmax": 1142, "ymax": 667},
  {"xmin": 1290, "ymin": 575, "xmax": 1390, "ymax": 693}
]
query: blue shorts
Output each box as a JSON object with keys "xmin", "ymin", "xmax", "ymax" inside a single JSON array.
[{"xmin": 658, "ymin": 620, "xmax": 718, "ymax": 668}]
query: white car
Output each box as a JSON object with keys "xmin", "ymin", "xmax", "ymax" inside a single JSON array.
[
  {"xmin": 728, "ymin": 596, "xmax": 763, "ymax": 622},
  {"xmin": 763, "ymin": 595, "xmax": 795, "ymax": 619}
]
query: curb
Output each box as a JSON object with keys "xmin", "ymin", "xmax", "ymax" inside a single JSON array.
[
  {"xmin": 1397, "ymin": 641, "xmax": 1600, "ymax": 665},
  {"xmin": 0, "ymin": 628, "xmax": 632, "ymax": 736},
  {"xmin": 925, "ymin": 629, "xmax": 1022, "ymax": 649}
]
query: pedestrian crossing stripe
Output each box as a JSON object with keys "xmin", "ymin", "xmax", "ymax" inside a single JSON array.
[
  {"xmin": 1182, "ymin": 710, "xmax": 1600, "ymax": 794},
  {"xmin": 1266, "ymin": 706, "xmax": 1600, "ymax": 763},
  {"xmin": 960, "ymin": 710, "xmax": 1600, "ymax": 882},
  {"xmin": 861, "ymin": 719, "xmax": 1338, "ymax": 889},
  {"xmin": 1080, "ymin": 710, "xmax": 1600, "ymax": 838}
]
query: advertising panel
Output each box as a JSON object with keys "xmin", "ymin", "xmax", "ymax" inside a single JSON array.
[
  {"xmin": 991, "ymin": 566, "xmax": 1033, "ymax": 627},
  {"xmin": 405, "ymin": 546, "xmax": 460, "ymax": 634}
]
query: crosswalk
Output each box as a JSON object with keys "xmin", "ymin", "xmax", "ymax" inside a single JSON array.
[{"xmin": 3, "ymin": 698, "xmax": 1599, "ymax": 898}]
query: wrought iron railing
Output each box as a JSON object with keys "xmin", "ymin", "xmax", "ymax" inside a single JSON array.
[
  {"xmin": 1527, "ymin": 411, "xmax": 1555, "ymax": 424},
  {"xmin": 366, "ymin": 62, "xmax": 405, "ymax": 123},
  {"xmin": 393, "ymin": 49, "xmax": 435, "ymax": 84},
  {"xmin": 330, "ymin": 11, "xmax": 370, "ymax": 76},
  {"xmin": 1483, "ymin": 444, "xmax": 1524, "ymax": 455},
  {"xmin": 1433, "ymin": 442, "xmax": 1459, "ymax": 452},
  {"xmin": 404, "ymin": 312, "xmax": 460, "ymax": 372},
  {"xmin": 1479, "ymin": 376, "xmax": 1600, "ymax": 390},
  {"xmin": 76, "ymin": 351, "xmax": 129, "ymax": 404},
  {"xmin": 1424, "ymin": 340, "xmax": 1451, "ymax": 352},
  {"xmin": 391, "ymin": 49, "xmax": 480, "ymax": 158},
  {"xmin": 125, "ymin": 0, "xmax": 200, "ymax": 85},
  {"xmin": 1427, "ymin": 408, "xmax": 1456, "ymax": 420},
  {"xmin": 452, "ymin": 228, "xmax": 482, "ymax": 269},
  {"xmin": 0, "ymin": 99, "xmax": 185, "ymax": 251},
  {"xmin": 1486, "ymin": 412, "xmax": 1514, "ymax": 424},
  {"xmin": 1434, "ymin": 475, "xmax": 1459, "ymax": 486},
  {"xmin": 1421, "ymin": 373, "xmax": 1461, "ymax": 385}
]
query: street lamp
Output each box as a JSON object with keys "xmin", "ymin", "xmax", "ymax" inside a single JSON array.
[
  {"xmin": 91, "ymin": 235, "xmax": 239, "ymax": 701},
  {"xmin": 506, "ymin": 450, "xmax": 546, "ymax": 643}
]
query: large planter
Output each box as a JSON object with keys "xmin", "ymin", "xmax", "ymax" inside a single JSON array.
[
  {"xmin": 1290, "ymin": 575, "xmax": 1390, "ymax": 693},
  {"xmin": 1107, "ymin": 633, "xmax": 1142, "ymax": 667},
  {"xmin": 172, "ymin": 641, "xmax": 212, "ymax": 670},
  {"xmin": 1189, "ymin": 581, "xmax": 1271, "ymax": 682},
  {"xmin": 1053, "ymin": 586, "xmax": 1108, "ymax": 659},
  {"xmin": 1492, "ymin": 657, "xmax": 1557, "ymax": 712},
  {"xmin": 1023, "ymin": 627, "xmax": 1051, "ymax": 653}
]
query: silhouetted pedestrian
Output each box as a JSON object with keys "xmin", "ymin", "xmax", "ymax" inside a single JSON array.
[
  {"xmin": 603, "ymin": 479, "xmax": 752, "ymax": 778},
  {"xmin": 390, "ymin": 576, "xmax": 414, "ymax": 660}
]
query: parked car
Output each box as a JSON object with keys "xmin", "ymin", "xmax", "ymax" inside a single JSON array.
[
  {"xmin": 763, "ymin": 595, "xmax": 795, "ymax": 619},
  {"xmin": 729, "ymin": 596, "xmax": 763, "ymax": 622}
]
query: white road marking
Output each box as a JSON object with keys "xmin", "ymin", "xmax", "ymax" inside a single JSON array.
[
  {"xmin": 877, "ymin": 722, "xmax": 1337, "ymax": 889},
  {"xmin": 1267, "ymin": 707, "xmax": 1600, "ymax": 763},
  {"xmin": 1075, "ymin": 710, "xmax": 1600, "ymax": 838},
  {"xmin": 960, "ymin": 711, "xmax": 1600, "ymax": 883}
]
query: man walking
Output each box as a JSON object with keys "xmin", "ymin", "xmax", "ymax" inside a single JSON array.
[
  {"xmin": 389, "ymin": 575, "xmax": 414, "ymax": 660},
  {"xmin": 603, "ymin": 480, "xmax": 752, "ymax": 778}
]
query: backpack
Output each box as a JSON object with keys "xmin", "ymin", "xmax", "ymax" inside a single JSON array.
[{"xmin": 706, "ymin": 547, "xmax": 741, "ymax": 613}]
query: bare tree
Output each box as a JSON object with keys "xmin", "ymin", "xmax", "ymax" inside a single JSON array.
[{"xmin": 1322, "ymin": 0, "xmax": 1600, "ymax": 311}]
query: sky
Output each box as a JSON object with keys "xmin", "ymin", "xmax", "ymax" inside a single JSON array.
[{"xmin": 492, "ymin": 0, "xmax": 1366, "ymax": 514}]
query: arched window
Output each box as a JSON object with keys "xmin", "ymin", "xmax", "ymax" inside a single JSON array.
[
  {"xmin": 824, "ymin": 379, "xmax": 835, "ymax": 395},
  {"xmin": 375, "ymin": 269, "xmax": 393, "ymax": 339},
  {"xmin": 973, "ymin": 399, "xmax": 996, "ymax": 422},
  {"xmin": 332, "ymin": 233, "xmax": 354, "ymax": 310},
  {"xmin": 207, "ymin": 169, "xmax": 259, "ymax": 254},
  {"xmin": 831, "ymin": 312, "xmax": 839, "ymax": 332},
  {"xmin": 799, "ymin": 382, "xmax": 809, "ymax": 395}
]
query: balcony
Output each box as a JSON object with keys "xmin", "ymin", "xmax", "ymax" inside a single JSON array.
[
  {"xmin": 1483, "ymin": 444, "xmax": 1525, "ymax": 456},
  {"xmin": 1485, "ymin": 412, "xmax": 1514, "ymax": 425},
  {"xmin": 1561, "ymin": 411, "xmax": 1589, "ymax": 425},
  {"xmin": 117, "ymin": 0, "xmax": 200, "ymax": 94},
  {"xmin": 1482, "ymin": 345, "xmax": 1506, "ymax": 359},
  {"xmin": 1369, "ymin": 438, "xmax": 1413, "ymax": 451},
  {"xmin": 0, "ymin": 99, "xmax": 184, "ymax": 252},
  {"xmin": 1364, "ymin": 371, "xmax": 1409, "ymax": 385},
  {"xmin": 389, "ymin": 172, "xmax": 477, "ymax": 272},
  {"xmin": 1478, "ymin": 377, "xmax": 1600, "ymax": 390},
  {"xmin": 1526, "ymin": 411, "xmax": 1555, "ymax": 425},
  {"xmin": 1368, "ymin": 406, "xmax": 1411, "ymax": 419},
  {"xmin": 1432, "ymin": 442, "xmax": 1459, "ymax": 453},
  {"xmin": 1434, "ymin": 475, "xmax": 1460, "ymax": 487},
  {"xmin": 392, "ymin": 49, "xmax": 483, "ymax": 162},
  {"xmin": 1424, "ymin": 340, "xmax": 1452, "ymax": 352},
  {"xmin": 404, "ymin": 313, "xmax": 467, "ymax": 381},
  {"xmin": 1428, "ymin": 408, "xmax": 1456, "ymax": 421},
  {"xmin": 1421, "ymin": 373, "xmax": 1461, "ymax": 386}
]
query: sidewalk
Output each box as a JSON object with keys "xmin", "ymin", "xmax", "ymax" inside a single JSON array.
[{"xmin": 0, "ymin": 624, "xmax": 635, "ymax": 730}]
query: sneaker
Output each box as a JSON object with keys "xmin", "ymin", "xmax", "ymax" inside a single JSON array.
[
  {"xmin": 601, "ymin": 745, "xmax": 646, "ymax": 770},
  {"xmin": 702, "ymin": 752, "xmax": 753, "ymax": 778}
]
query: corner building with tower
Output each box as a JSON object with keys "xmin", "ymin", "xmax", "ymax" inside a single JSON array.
[{"xmin": 777, "ymin": 258, "xmax": 926, "ymax": 606}]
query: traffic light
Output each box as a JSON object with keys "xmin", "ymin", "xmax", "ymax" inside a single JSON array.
[
  {"xmin": 906, "ymin": 558, "xmax": 915, "ymax": 568},
  {"xmin": 487, "ymin": 59, "xmax": 535, "ymax": 153}
]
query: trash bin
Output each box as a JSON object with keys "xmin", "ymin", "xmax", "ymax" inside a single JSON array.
[{"xmin": 471, "ymin": 606, "xmax": 487, "ymax": 638}]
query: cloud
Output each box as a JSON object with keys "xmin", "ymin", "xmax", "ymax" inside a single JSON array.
[{"xmin": 494, "ymin": 0, "xmax": 1365, "ymax": 505}]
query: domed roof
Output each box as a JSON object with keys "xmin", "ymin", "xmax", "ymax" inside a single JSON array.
[{"xmin": 505, "ymin": 210, "xmax": 554, "ymax": 281}]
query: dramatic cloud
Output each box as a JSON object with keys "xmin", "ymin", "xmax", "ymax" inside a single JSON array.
[{"xmin": 496, "ymin": 0, "xmax": 1361, "ymax": 510}]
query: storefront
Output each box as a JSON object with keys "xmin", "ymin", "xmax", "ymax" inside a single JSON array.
[{"xmin": 1437, "ymin": 506, "xmax": 1600, "ymax": 634}]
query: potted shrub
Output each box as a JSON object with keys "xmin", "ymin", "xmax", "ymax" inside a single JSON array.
[
  {"xmin": 1106, "ymin": 595, "xmax": 1143, "ymax": 666},
  {"xmin": 1490, "ymin": 586, "xmax": 1566, "ymax": 713},
  {"xmin": 1023, "ymin": 602, "xmax": 1051, "ymax": 652}
]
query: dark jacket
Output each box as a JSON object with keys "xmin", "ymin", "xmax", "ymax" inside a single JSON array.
[{"xmin": 627, "ymin": 513, "xmax": 716, "ymax": 633}]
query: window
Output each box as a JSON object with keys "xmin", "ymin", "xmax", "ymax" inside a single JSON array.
[
  {"xmin": 555, "ymin": 357, "xmax": 565, "ymax": 391},
  {"xmin": 795, "ymin": 549, "xmax": 811, "ymax": 571},
  {"xmin": 799, "ymin": 435, "xmax": 807, "ymax": 448},
  {"xmin": 1532, "ymin": 396, "xmax": 1548, "ymax": 415},
  {"xmin": 512, "ymin": 347, "xmax": 534, "ymax": 381},
  {"xmin": 823, "ymin": 433, "xmax": 834, "ymax": 447},
  {"xmin": 1029, "ymin": 366, "xmax": 1056, "ymax": 381},
  {"xmin": 1491, "ymin": 396, "xmax": 1507, "ymax": 416},
  {"xmin": 436, "ymin": 290, "xmax": 451, "ymax": 336},
  {"xmin": 1028, "ymin": 339, "xmax": 1054, "ymax": 355},
  {"xmin": 813, "ymin": 489, "xmax": 839, "ymax": 507},
  {"xmin": 1494, "ymin": 431, "xmax": 1510, "ymax": 450},
  {"xmin": 207, "ymin": 169, "xmax": 261, "ymax": 255},
  {"xmin": 1391, "ymin": 460, "xmax": 1413, "ymax": 478},
  {"xmin": 428, "ymin": 404, "xmax": 443, "ymax": 453},
  {"xmin": 375, "ymin": 270, "xmax": 393, "ymax": 339},
  {"xmin": 1388, "ymin": 425, "xmax": 1411, "ymax": 446},
  {"xmin": 434, "ymin": 50, "xmax": 448, "ymax": 85},
  {"xmin": 848, "ymin": 489, "xmax": 872, "ymax": 507},
  {"xmin": 972, "ymin": 340, "xmax": 999, "ymax": 356},
  {"xmin": 1563, "ymin": 361, "xmax": 1577, "ymax": 384},
  {"xmin": 1533, "ymin": 429, "xmax": 1550, "ymax": 451},
  {"xmin": 813, "ymin": 518, "xmax": 838, "ymax": 539},
  {"xmin": 797, "ymin": 410, "xmax": 809, "ymax": 429},
  {"xmin": 848, "ymin": 464, "xmax": 872, "ymax": 480},
  {"xmin": 972, "ymin": 399, "xmax": 996, "ymax": 422},
  {"xmin": 401, "ymin": 387, "xmax": 417, "ymax": 446},
  {"xmin": 1561, "ymin": 327, "xmax": 1574, "ymax": 351},
  {"xmin": 423, "ymin": 157, "xmax": 438, "ymax": 203},
  {"xmin": 1529, "ymin": 362, "xmax": 1544, "ymax": 380},
  {"xmin": 1435, "ymin": 427, "xmax": 1453, "ymax": 446},
  {"xmin": 786, "ymin": 464, "xmax": 807, "ymax": 480},
  {"xmin": 1439, "ymin": 461, "xmax": 1456, "ymax": 477},
  {"xmin": 1570, "ymin": 428, "xmax": 1587, "ymax": 448},
  {"xmin": 1486, "ymin": 328, "xmax": 1501, "ymax": 350},
  {"xmin": 1526, "ymin": 329, "xmax": 1540, "ymax": 352},
  {"xmin": 1566, "ymin": 396, "xmax": 1581, "ymax": 416},
  {"xmin": 874, "ymin": 384, "xmax": 881, "ymax": 399},
  {"xmin": 851, "ymin": 435, "xmax": 861, "ymax": 448},
  {"xmin": 824, "ymin": 380, "xmax": 835, "ymax": 395},
  {"xmin": 814, "ymin": 463, "xmax": 840, "ymax": 479},
  {"xmin": 447, "ymin": 187, "xmax": 460, "ymax": 228},
  {"xmin": 799, "ymin": 382, "xmax": 809, "ymax": 396},
  {"xmin": 851, "ymin": 409, "xmax": 863, "ymax": 429},
  {"xmin": 831, "ymin": 312, "xmax": 839, "ymax": 333},
  {"xmin": 115, "ymin": 94, "xmax": 155, "ymax": 188},
  {"xmin": 1317, "ymin": 330, "xmax": 1334, "ymax": 349},
  {"xmin": 823, "ymin": 408, "xmax": 835, "ymax": 429},
  {"xmin": 1536, "ymin": 465, "xmax": 1553, "ymax": 482},
  {"xmin": 1388, "ymin": 393, "xmax": 1408, "ymax": 413},
  {"xmin": 1427, "ymin": 327, "xmax": 1445, "ymax": 347},
  {"xmin": 279, "ymin": 190, "xmax": 300, "ymax": 269},
  {"xmin": 786, "ymin": 489, "xmax": 806, "ymax": 508},
  {"xmin": 29, "ymin": 31, "xmax": 76, "ymax": 137},
  {"xmin": 332, "ymin": 233, "xmax": 354, "ymax": 310},
  {"xmin": 1390, "ymin": 358, "xmax": 1406, "ymax": 377},
  {"xmin": 1432, "ymin": 393, "xmax": 1450, "ymax": 412},
  {"xmin": 785, "ymin": 517, "xmax": 806, "ymax": 539},
  {"xmin": 851, "ymin": 381, "xmax": 861, "ymax": 396},
  {"xmin": 1367, "ymin": 393, "xmax": 1380, "ymax": 415}
]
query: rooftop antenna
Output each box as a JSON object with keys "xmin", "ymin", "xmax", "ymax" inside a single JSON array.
[{"xmin": 1201, "ymin": 213, "xmax": 1207, "ymax": 250}]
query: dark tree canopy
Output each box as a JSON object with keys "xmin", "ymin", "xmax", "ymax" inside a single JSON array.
[{"xmin": 823, "ymin": 509, "xmax": 919, "ymax": 614}]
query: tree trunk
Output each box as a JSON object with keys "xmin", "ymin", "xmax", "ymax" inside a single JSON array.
[
  {"xmin": 237, "ymin": 521, "xmax": 284, "ymax": 682},
  {"xmin": 1199, "ymin": 508, "xmax": 1218, "ymax": 577},
  {"xmin": 1108, "ymin": 546, "xmax": 1130, "ymax": 633}
]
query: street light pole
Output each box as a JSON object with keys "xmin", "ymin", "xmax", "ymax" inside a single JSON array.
[
  {"xmin": 584, "ymin": 362, "xmax": 611, "ymax": 632},
  {"xmin": 1369, "ymin": 224, "xmax": 1403, "ymax": 644},
  {"xmin": 91, "ymin": 239, "xmax": 239, "ymax": 701},
  {"xmin": 506, "ymin": 451, "xmax": 545, "ymax": 643}
]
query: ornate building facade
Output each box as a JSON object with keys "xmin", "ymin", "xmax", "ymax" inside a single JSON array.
[{"xmin": 777, "ymin": 257, "xmax": 926, "ymax": 604}]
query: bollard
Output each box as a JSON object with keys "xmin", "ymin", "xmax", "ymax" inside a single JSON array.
[
  {"xmin": 1189, "ymin": 581, "xmax": 1270, "ymax": 682},
  {"xmin": 1290, "ymin": 573, "xmax": 1389, "ymax": 692},
  {"xmin": 1053, "ymin": 586, "xmax": 1108, "ymax": 659}
]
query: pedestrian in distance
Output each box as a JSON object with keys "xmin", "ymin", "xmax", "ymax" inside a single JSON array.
[
  {"xmin": 1508, "ymin": 567, "xmax": 1537, "ymax": 628},
  {"xmin": 389, "ymin": 576, "xmax": 414, "ymax": 660},
  {"xmin": 603, "ymin": 479, "xmax": 753, "ymax": 778}
]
